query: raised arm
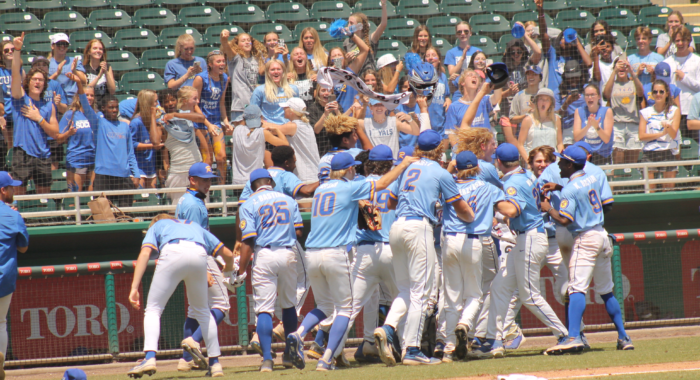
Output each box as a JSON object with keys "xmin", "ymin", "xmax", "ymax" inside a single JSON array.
[
  {"xmin": 347, "ymin": 33, "xmax": 370, "ymax": 74},
  {"xmin": 535, "ymin": 0, "xmax": 550, "ymax": 55},
  {"xmin": 219, "ymin": 29, "xmax": 238, "ymax": 61},
  {"xmin": 371, "ymin": 0, "xmax": 388, "ymax": 44},
  {"xmin": 460, "ymin": 82, "xmax": 493, "ymax": 129},
  {"xmin": 375, "ymin": 155, "xmax": 419, "ymax": 190},
  {"xmin": 263, "ymin": 124, "xmax": 289, "ymax": 146},
  {"xmin": 11, "ymin": 33, "xmax": 25, "ymax": 99}
]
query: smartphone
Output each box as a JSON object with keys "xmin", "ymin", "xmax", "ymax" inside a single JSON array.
[
  {"xmin": 193, "ymin": 61, "xmax": 200, "ymax": 68},
  {"xmin": 569, "ymin": 89, "xmax": 579, "ymax": 97},
  {"xmin": 278, "ymin": 39, "xmax": 285, "ymax": 48},
  {"xmin": 328, "ymin": 92, "xmax": 337, "ymax": 102},
  {"xmin": 333, "ymin": 57, "xmax": 343, "ymax": 69}
]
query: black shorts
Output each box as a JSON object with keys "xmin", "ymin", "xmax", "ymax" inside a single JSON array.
[
  {"xmin": 93, "ymin": 173, "xmax": 134, "ymax": 208},
  {"xmin": 11, "ymin": 147, "xmax": 52, "ymax": 187},
  {"xmin": 641, "ymin": 150, "xmax": 676, "ymax": 172},
  {"xmin": 49, "ymin": 139, "xmax": 65, "ymax": 164}
]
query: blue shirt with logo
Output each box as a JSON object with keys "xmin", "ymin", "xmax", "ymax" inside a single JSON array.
[
  {"xmin": 559, "ymin": 170, "xmax": 605, "ymax": 235},
  {"xmin": 129, "ymin": 116, "xmax": 156, "ymax": 177},
  {"xmin": 0, "ymin": 202, "xmax": 29, "ymax": 298},
  {"xmin": 197, "ymin": 71, "xmax": 228, "ymax": 127},
  {"xmin": 502, "ymin": 167, "xmax": 543, "ymax": 232},
  {"xmin": 442, "ymin": 177, "xmax": 504, "ymax": 235},
  {"xmin": 239, "ymin": 189, "xmax": 303, "ymax": 247},
  {"xmin": 60, "ymin": 95, "xmax": 96, "ymax": 168}
]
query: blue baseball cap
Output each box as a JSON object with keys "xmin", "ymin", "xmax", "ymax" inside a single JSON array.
[
  {"xmin": 395, "ymin": 146, "xmax": 414, "ymax": 165},
  {"xmin": 455, "ymin": 150, "xmax": 478, "ymax": 170},
  {"xmin": 495, "ymin": 143, "xmax": 520, "ymax": 162},
  {"xmin": 237, "ymin": 104, "xmax": 262, "ymax": 129},
  {"xmin": 525, "ymin": 65, "xmax": 542, "ymax": 75},
  {"xmin": 369, "ymin": 144, "xmax": 394, "ymax": 161},
  {"xmin": 0, "ymin": 171, "xmax": 22, "ymax": 188},
  {"xmin": 417, "ymin": 130, "xmax": 442, "ymax": 151},
  {"xmin": 188, "ymin": 162, "xmax": 218, "ymax": 179},
  {"xmin": 555, "ymin": 145, "xmax": 588, "ymax": 165},
  {"xmin": 369, "ymin": 98, "xmax": 383, "ymax": 106},
  {"xmin": 563, "ymin": 28, "xmax": 578, "ymax": 44},
  {"xmin": 573, "ymin": 141, "xmax": 593, "ymax": 155},
  {"xmin": 331, "ymin": 152, "xmax": 362, "ymax": 170},
  {"xmin": 63, "ymin": 369, "xmax": 87, "ymax": 380},
  {"xmin": 250, "ymin": 168, "xmax": 272, "ymax": 183},
  {"xmin": 654, "ymin": 62, "xmax": 672, "ymax": 84}
]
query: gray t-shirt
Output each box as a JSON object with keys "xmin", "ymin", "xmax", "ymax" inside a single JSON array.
[
  {"xmin": 656, "ymin": 33, "xmax": 698, "ymax": 59},
  {"xmin": 343, "ymin": 38, "xmax": 379, "ymax": 75},
  {"xmin": 228, "ymin": 54, "xmax": 260, "ymax": 112},
  {"xmin": 232, "ymin": 125, "xmax": 265, "ymax": 184},
  {"xmin": 610, "ymin": 79, "xmax": 639, "ymax": 124},
  {"xmin": 509, "ymin": 89, "xmax": 538, "ymax": 122},
  {"xmin": 288, "ymin": 119, "xmax": 320, "ymax": 182}
]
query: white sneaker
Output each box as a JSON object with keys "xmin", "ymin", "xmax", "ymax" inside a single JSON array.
[
  {"xmin": 181, "ymin": 337, "xmax": 207, "ymax": 370},
  {"xmin": 209, "ymin": 362, "xmax": 224, "ymax": 377},
  {"xmin": 127, "ymin": 357, "xmax": 156, "ymax": 378},
  {"xmin": 177, "ymin": 358, "xmax": 195, "ymax": 372}
]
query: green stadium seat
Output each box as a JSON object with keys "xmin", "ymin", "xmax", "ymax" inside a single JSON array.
[
  {"xmin": 542, "ymin": 0, "xmax": 569, "ymax": 11},
  {"xmin": 131, "ymin": 193, "xmax": 160, "ymax": 216},
  {"xmin": 159, "ymin": 26, "xmax": 204, "ymax": 47},
  {"xmin": 203, "ymin": 0, "xmax": 243, "ymax": 6},
  {"xmin": 577, "ymin": 0, "xmax": 612, "ymax": 9},
  {"xmin": 51, "ymin": 181, "xmax": 68, "ymax": 193},
  {"xmin": 688, "ymin": 25, "xmax": 700, "ymax": 37},
  {"xmin": 194, "ymin": 45, "xmax": 217, "ymax": 57},
  {"xmin": 110, "ymin": 50, "xmax": 141, "ymax": 72},
  {"xmin": 481, "ymin": 0, "xmax": 533, "ymax": 14},
  {"xmin": 469, "ymin": 35, "xmax": 498, "ymax": 56},
  {"xmin": 469, "ymin": 14, "xmax": 510, "ymax": 35},
  {"xmin": 353, "ymin": 0, "xmax": 397, "ymax": 19},
  {"xmin": 141, "ymin": 48, "xmax": 175, "ymax": 70},
  {"xmin": 680, "ymin": 138, "xmax": 699, "ymax": 160},
  {"xmin": 178, "ymin": 6, "xmax": 223, "ymax": 26},
  {"xmin": 156, "ymin": 0, "xmax": 198, "ymax": 5},
  {"xmin": 385, "ymin": 18, "xmax": 420, "ymax": 39},
  {"xmin": 249, "ymin": 23, "xmax": 293, "ymax": 44},
  {"xmin": 0, "ymin": 0, "xmax": 16, "ymax": 11},
  {"xmin": 611, "ymin": 0, "xmax": 651, "ymax": 7},
  {"xmin": 203, "ymin": 25, "xmax": 244, "ymax": 46},
  {"xmin": 396, "ymin": 0, "xmax": 441, "ymax": 18},
  {"xmin": 294, "ymin": 21, "xmax": 333, "ymax": 41},
  {"xmin": 324, "ymin": 41, "xmax": 343, "ymax": 51},
  {"xmin": 22, "ymin": 54, "xmax": 36, "ymax": 72},
  {"xmin": 554, "ymin": 10, "xmax": 596, "ymax": 32},
  {"xmin": 512, "ymin": 11, "xmax": 554, "ymax": 28},
  {"xmin": 114, "ymin": 28, "xmax": 160, "ymax": 50},
  {"xmin": 0, "ymin": 34, "xmax": 14, "ymax": 44},
  {"xmin": 18, "ymin": 199, "xmax": 57, "ymax": 213},
  {"xmin": 597, "ymin": 8, "xmax": 637, "ymax": 30},
  {"xmin": 609, "ymin": 29, "xmax": 627, "ymax": 49},
  {"xmin": 0, "ymin": 12, "xmax": 43, "ymax": 32},
  {"xmin": 426, "ymin": 16, "xmax": 463, "ymax": 38},
  {"xmin": 87, "ymin": 8, "xmax": 133, "ymax": 29},
  {"xmin": 310, "ymin": 1, "xmax": 352, "ymax": 20},
  {"xmin": 431, "ymin": 37, "xmax": 452, "ymax": 55},
  {"xmin": 62, "ymin": 196, "xmax": 93, "ymax": 211},
  {"xmin": 22, "ymin": 32, "xmax": 53, "ymax": 54},
  {"xmin": 120, "ymin": 71, "xmax": 166, "ymax": 93},
  {"xmin": 66, "ymin": 0, "xmax": 108, "ymax": 9},
  {"xmin": 70, "ymin": 30, "xmax": 114, "ymax": 51},
  {"xmin": 133, "ymin": 8, "xmax": 178, "ymax": 28},
  {"xmin": 377, "ymin": 39, "xmax": 408, "ymax": 58},
  {"xmin": 612, "ymin": 168, "xmax": 642, "ymax": 181},
  {"xmin": 21, "ymin": 0, "xmax": 64, "ymax": 10},
  {"xmin": 43, "ymin": 11, "xmax": 88, "ymax": 31},
  {"xmin": 439, "ymin": 0, "xmax": 481, "ymax": 15},
  {"xmin": 109, "ymin": 0, "xmax": 151, "ymax": 6},
  {"xmin": 266, "ymin": 2, "xmax": 310, "ymax": 23},
  {"xmin": 222, "ymin": 4, "xmax": 266, "ymax": 25},
  {"xmin": 639, "ymin": 6, "xmax": 672, "ymax": 27},
  {"xmin": 497, "ymin": 34, "xmax": 513, "ymax": 54}
]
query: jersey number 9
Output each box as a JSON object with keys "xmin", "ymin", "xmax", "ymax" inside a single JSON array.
[
  {"xmin": 588, "ymin": 190, "xmax": 602, "ymax": 214},
  {"xmin": 259, "ymin": 201, "xmax": 290, "ymax": 229}
]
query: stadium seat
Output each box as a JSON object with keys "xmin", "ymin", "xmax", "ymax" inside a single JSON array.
[
  {"xmin": 431, "ymin": 37, "xmax": 452, "ymax": 55},
  {"xmin": 611, "ymin": 0, "xmax": 651, "ymax": 7},
  {"xmin": 294, "ymin": 21, "xmax": 333, "ymax": 41},
  {"xmin": 203, "ymin": 0, "xmax": 243, "ymax": 6},
  {"xmin": 688, "ymin": 25, "xmax": 700, "ymax": 36},
  {"xmin": 612, "ymin": 168, "xmax": 642, "ymax": 181},
  {"xmin": 22, "ymin": 32, "xmax": 53, "ymax": 54},
  {"xmin": 426, "ymin": 16, "xmax": 463, "ymax": 38},
  {"xmin": 43, "ymin": 11, "xmax": 88, "ymax": 30},
  {"xmin": 512, "ymin": 11, "xmax": 554, "ymax": 28},
  {"xmin": 0, "ymin": 12, "xmax": 44, "ymax": 32},
  {"xmin": 680, "ymin": 138, "xmax": 699, "ymax": 160},
  {"xmin": 70, "ymin": 30, "xmax": 114, "ymax": 50},
  {"xmin": 131, "ymin": 193, "xmax": 160, "ymax": 216},
  {"xmin": 377, "ymin": 39, "xmax": 408, "ymax": 58},
  {"xmin": 222, "ymin": 4, "xmax": 266, "ymax": 25},
  {"xmin": 353, "ymin": 0, "xmax": 397, "ymax": 19},
  {"xmin": 156, "ymin": 0, "xmax": 198, "ymax": 6},
  {"xmin": 324, "ymin": 41, "xmax": 343, "ymax": 51},
  {"xmin": 114, "ymin": 28, "xmax": 160, "ymax": 50},
  {"xmin": 0, "ymin": 34, "xmax": 14, "ymax": 44},
  {"xmin": 120, "ymin": 71, "xmax": 166, "ymax": 93},
  {"xmin": 266, "ymin": 2, "xmax": 310, "ymax": 23},
  {"xmin": 62, "ymin": 196, "xmax": 93, "ymax": 211},
  {"xmin": 469, "ymin": 35, "xmax": 498, "ymax": 56},
  {"xmin": 0, "ymin": 0, "xmax": 15, "ymax": 11},
  {"xmin": 439, "ymin": 0, "xmax": 481, "ymax": 15},
  {"xmin": 109, "ymin": 0, "xmax": 151, "ymax": 7},
  {"xmin": 141, "ymin": 48, "xmax": 175, "ymax": 70},
  {"xmin": 639, "ymin": 6, "xmax": 672, "ymax": 27},
  {"xmin": 18, "ymin": 199, "xmax": 56, "ymax": 213},
  {"xmin": 310, "ymin": 1, "xmax": 352, "ymax": 20},
  {"xmin": 469, "ymin": 14, "xmax": 510, "ymax": 35},
  {"xmin": 481, "ymin": 0, "xmax": 533, "ymax": 14},
  {"xmin": 385, "ymin": 18, "xmax": 420, "ymax": 39},
  {"xmin": 21, "ymin": 0, "xmax": 64, "ymax": 10},
  {"xmin": 555, "ymin": 10, "xmax": 596, "ymax": 32},
  {"xmin": 249, "ymin": 23, "xmax": 293, "ymax": 44},
  {"xmin": 542, "ymin": 0, "xmax": 569, "ymax": 11},
  {"xmin": 577, "ymin": 0, "xmax": 612, "ymax": 10},
  {"xmin": 195, "ymin": 45, "xmax": 217, "ymax": 57},
  {"xmin": 87, "ymin": 8, "xmax": 133, "ymax": 29},
  {"xmin": 51, "ymin": 181, "xmax": 68, "ymax": 193},
  {"xmin": 178, "ymin": 6, "xmax": 222, "ymax": 26},
  {"xmin": 497, "ymin": 34, "xmax": 513, "ymax": 54},
  {"xmin": 203, "ymin": 25, "xmax": 244, "ymax": 46},
  {"xmin": 66, "ymin": 0, "xmax": 108, "ymax": 9},
  {"xmin": 109, "ymin": 50, "xmax": 141, "ymax": 72},
  {"xmin": 22, "ymin": 54, "xmax": 36, "ymax": 72},
  {"xmin": 159, "ymin": 26, "xmax": 204, "ymax": 47},
  {"xmin": 598, "ymin": 8, "xmax": 637, "ymax": 30},
  {"xmin": 133, "ymin": 8, "xmax": 178, "ymax": 29},
  {"xmin": 396, "ymin": 0, "xmax": 441, "ymax": 18},
  {"xmin": 609, "ymin": 29, "xmax": 627, "ymax": 49}
]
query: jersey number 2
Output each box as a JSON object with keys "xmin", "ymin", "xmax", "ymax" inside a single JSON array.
[
  {"xmin": 259, "ymin": 201, "xmax": 290, "ymax": 229},
  {"xmin": 403, "ymin": 169, "xmax": 421, "ymax": 192}
]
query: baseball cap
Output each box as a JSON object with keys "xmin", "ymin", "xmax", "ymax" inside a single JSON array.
[
  {"xmin": 573, "ymin": 141, "xmax": 593, "ymax": 155},
  {"xmin": 535, "ymin": 87, "xmax": 555, "ymax": 102},
  {"xmin": 0, "ymin": 171, "xmax": 22, "ymax": 188},
  {"xmin": 485, "ymin": 62, "xmax": 509, "ymax": 89},
  {"xmin": 555, "ymin": 145, "xmax": 587, "ymax": 166},
  {"xmin": 495, "ymin": 143, "xmax": 520, "ymax": 162},
  {"xmin": 188, "ymin": 162, "xmax": 218, "ymax": 179},
  {"xmin": 62, "ymin": 369, "xmax": 87, "ymax": 380},
  {"xmin": 563, "ymin": 28, "xmax": 578, "ymax": 44},
  {"xmin": 238, "ymin": 104, "xmax": 262, "ymax": 129},
  {"xmin": 250, "ymin": 168, "xmax": 272, "ymax": 183},
  {"xmin": 563, "ymin": 60, "xmax": 582, "ymax": 79},
  {"xmin": 417, "ymin": 130, "xmax": 442, "ymax": 151},
  {"xmin": 455, "ymin": 151, "xmax": 478, "ymax": 170},
  {"xmin": 395, "ymin": 146, "xmax": 414, "ymax": 165},
  {"xmin": 50, "ymin": 33, "xmax": 70, "ymax": 45},
  {"xmin": 331, "ymin": 152, "xmax": 362, "ymax": 170},
  {"xmin": 654, "ymin": 62, "xmax": 672, "ymax": 85},
  {"xmin": 377, "ymin": 54, "xmax": 398, "ymax": 70},
  {"xmin": 369, "ymin": 144, "xmax": 394, "ymax": 161},
  {"xmin": 525, "ymin": 65, "xmax": 542, "ymax": 75},
  {"xmin": 279, "ymin": 98, "xmax": 308, "ymax": 115},
  {"xmin": 368, "ymin": 98, "xmax": 383, "ymax": 106},
  {"xmin": 31, "ymin": 56, "xmax": 50, "ymax": 67}
]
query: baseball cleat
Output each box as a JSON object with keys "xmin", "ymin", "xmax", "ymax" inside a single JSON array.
[
  {"xmin": 471, "ymin": 337, "xmax": 483, "ymax": 350},
  {"xmin": 374, "ymin": 325, "xmax": 397, "ymax": 366},
  {"xmin": 433, "ymin": 340, "xmax": 445, "ymax": 359},
  {"xmin": 354, "ymin": 341, "xmax": 382, "ymax": 363},
  {"xmin": 455, "ymin": 324, "xmax": 469, "ymax": 360},
  {"xmin": 181, "ymin": 337, "xmax": 208, "ymax": 370},
  {"xmin": 617, "ymin": 336, "xmax": 634, "ymax": 350},
  {"xmin": 208, "ymin": 362, "xmax": 224, "ymax": 377},
  {"xmin": 0, "ymin": 352, "xmax": 5, "ymax": 380},
  {"xmin": 272, "ymin": 322, "xmax": 286, "ymax": 342},
  {"xmin": 127, "ymin": 358, "xmax": 156, "ymax": 378},
  {"xmin": 441, "ymin": 351, "xmax": 454, "ymax": 363},
  {"xmin": 335, "ymin": 351, "xmax": 351, "ymax": 367},
  {"xmin": 402, "ymin": 348, "xmax": 441, "ymax": 365},
  {"xmin": 545, "ymin": 336, "xmax": 584, "ymax": 355},
  {"xmin": 306, "ymin": 341, "xmax": 324, "ymax": 360},
  {"xmin": 504, "ymin": 327, "xmax": 526, "ymax": 350},
  {"xmin": 250, "ymin": 333, "xmax": 277, "ymax": 359},
  {"xmin": 260, "ymin": 359, "xmax": 274, "ymax": 372},
  {"xmin": 286, "ymin": 332, "xmax": 306, "ymax": 370},
  {"xmin": 316, "ymin": 358, "xmax": 336, "ymax": 371},
  {"xmin": 581, "ymin": 333, "xmax": 591, "ymax": 351},
  {"xmin": 468, "ymin": 342, "xmax": 505, "ymax": 359},
  {"xmin": 177, "ymin": 358, "xmax": 197, "ymax": 372}
]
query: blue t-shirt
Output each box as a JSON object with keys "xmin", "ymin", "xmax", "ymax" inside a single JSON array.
[
  {"xmin": 176, "ymin": 189, "xmax": 209, "ymax": 230},
  {"xmin": 239, "ymin": 166, "xmax": 304, "ymax": 204},
  {"xmin": 82, "ymin": 103, "xmax": 139, "ymax": 178},
  {"xmin": 129, "ymin": 116, "xmax": 156, "ymax": 176},
  {"xmin": 546, "ymin": 46, "xmax": 583, "ymax": 106},
  {"xmin": 444, "ymin": 45, "xmax": 482, "ymax": 68},
  {"xmin": 559, "ymin": 170, "xmax": 605, "ymax": 236},
  {"xmin": 537, "ymin": 159, "xmax": 613, "ymax": 216},
  {"xmin": 335, "ymin": 68, "xmax": 359, "ymax": 113},
  {"xmin": 396, "ymin": 103, "xmax": 419, "ymax": 149},
  {"xmin": 239, "ymin": 188, "xmax": 303, "ymax": 247},
  {"xmin": 0, "ymin": 67, "xmax": 11, "ymax": 119},
  {"xmin": 142, "ymin": 219, "xmax": 223, "ymax": 255},
  {"xmin": 119, "ymin": 98, "xmax": 137, "ymax": 119},
  {"xmin": 12, "ymin": 95, "xmax": 54, "ymax": 159},
  {"xmin": 164, "ymin": 56, "xmax": 208, "ymax": 88},
  {"xmin": 60, "ymin": 96, "xmax": 96, "ymax": 168},
  {"xmin": 556, "ymin": 94, "xmax": 586, "ymax": 130},
  {"xmin": 642, "ymin": 82, "xmax": 681, "ymax": 107},
  {"xmin": 49, "ymin": 57, "xmax": 85, "ymax": 104},
  {"xmin": 197, "ymin": 71, "xmax": 228, "ymax": 127},
  {"xmin": 502, "ymin": 167, "xmax": 543, "ymax": 232},
  {"xmin": 576, "ymin": 106, "xmax": 614, "ymax": 158},
  {"xmin": 356, "ymin": 175, "xmax": 398, "ymax": 243},
  {"xmin": 442, "ymin": 177, "xmax": 504, "ymax": 235},
  {"xmin": 429, "ymin": 73, "xmax": 450, "ymax": 140},
  {"xmin": 0, "ymin": 202, "xmax": 29, "ymax": 298},
  {"xmin": 628, "ymin": 52, "xmax": 664, "ymax": 86},
  {"xmin": 444, "ymin": 96, "xmax": 493, "ymax": 134},
  {"xmin": 477, "ymin": 159, "xmax": 502, "ymax": 189},
  {"xmin": 45, "ymin": 80, "xmax": 68, "ymax": 107},
  {"xmin": 250, "ymin": 84, "xmax": 299, "ymax": 125}
]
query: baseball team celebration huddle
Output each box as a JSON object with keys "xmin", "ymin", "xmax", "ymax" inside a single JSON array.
[{"xmin": 2, "ymin": 0, "xmax": 699, "ymax": 377}]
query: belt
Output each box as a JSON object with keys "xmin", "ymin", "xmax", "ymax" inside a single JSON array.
[
  {"xmin": 262, "ymin": 245, "xmax": 292, "ymax": 249},
  {"xmin": 166, "ymin": 239, "xmax": 206, "ymax": 250},
  {"xmin": 357, "ymin": 241, "xmax": 389, "ymax": 246},
  {"xmin": 405, "ymin": 216, "xmax": 425, "ymax": 221},
  {"xmin": 445, "ymin": 232, "xmax": 479, "ymax": 239},
  {"xmin": 515, "ymin": 226, "xmax": 545, "ymax": 234}
]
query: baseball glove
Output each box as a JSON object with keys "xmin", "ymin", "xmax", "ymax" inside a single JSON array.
[{"xmin": 358, "ymin": 200, "xmax": 382, "ymax": 231}]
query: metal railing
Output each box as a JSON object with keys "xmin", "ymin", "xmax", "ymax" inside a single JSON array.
[{"xmin": 599, "ymin": 159, "xmax": 700, "ymax": 193}]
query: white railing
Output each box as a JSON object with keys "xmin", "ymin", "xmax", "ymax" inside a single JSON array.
[{"xmin": 599, "ymin": 159, "xmax": 700, "ymax": 193}]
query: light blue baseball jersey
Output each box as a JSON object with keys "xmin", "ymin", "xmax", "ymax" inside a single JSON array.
[
  {"xmin": 238, "ymin": 189, "xmax": 303, "ymax": 247},
  {"xmin": 238, "ymin": 167, "xmax": 304, "ymax": 204},
  {"xmin": 306, "ymin": 178, "xmax": 376, "ymax": 249},
  {"xmin": 443, "ymin": 178, "xmax": 505, "ymax": 235},
  {"xmin": 559, "ymin": 170, "xmax": 605, "ymax": 235},
  {"xmin": 356, "ymin": 175, "xmax": 399, "ymax": 243},
  {"xmin": 318, "ymin": 147, "xmax": 364, "ymax": 183},
  {"xmin": 502, "ymin": 167, "xmax": 543, "ymax": 232},
  {"xmin": 477, "ymin": 159, "xmax": 503, "ymax": 189},
  {"xmin": 538, "ymin": 160, "xmax": 613, "ymax": 212},
  {"xmin": 142, "ymin": 219, "xmax": 223, "ymax": 255},
  {"xmin": 176, "ymin": 189, "xmax": 209, "ymax": 230},
  {"xmin": 391, "ymin": 158, "xmax": 462, "ymax": 224}
]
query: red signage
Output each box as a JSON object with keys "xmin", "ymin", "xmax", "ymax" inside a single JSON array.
[{"xmin": 681, "ymin": 241, "xmax": 700, "ymax": 318}]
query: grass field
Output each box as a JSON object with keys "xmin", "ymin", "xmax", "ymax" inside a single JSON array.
[{"xmin": 65, "ymin": 336, "xmax": 700, "ymax": 380}]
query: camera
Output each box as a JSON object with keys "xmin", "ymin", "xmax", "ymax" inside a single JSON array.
[
  {"xmin": 569, "ymin": 89, "xmax": 580, "ymax": 97},
  {"xmin": 278, "ymin": 39, "xmax": 285, "ymax": 48}
]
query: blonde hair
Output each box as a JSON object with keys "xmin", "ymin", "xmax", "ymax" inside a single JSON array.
[
  {"xmin": 228, "ymin": 32, "xmax": 266, "ymax": 61},
  {"xmin": 287, "ymin": 106, "xmax": 310, "ymax": 124},
  {"xmin": 349, "ymin": 12, "xmax": 373, "ymax": 54},
  {"xmin": 414, "ymin": 143, "xmax": 445, "ymax": 162},
  {"xmin": 263, "ymin": 59, "xmax": 295, "ymax": 103},
  {"xmin": 456, "ymin": 166, "xmax": 481, "ymax": 179},
  {"xmin": 456, "ymin": 128, "xmax": 494, "ymax": 159},
  {"xmin": 82, "ymin": 39, "xmax": 107, "ymax": 65},
  {"xmin": 133, "ymin": 89, "xmax": 158, "ymax": 129},
  {"xmin": 458, "ymin": 69, "xmax": 483, "ymax": 95},
  {"xmin": 287, "ymin": 47, "xmax": 315, "ymax": 82},
  {"xmin": 175, "ymin": 34, "xmax": 195, "ymax": 58},
  {"xmin": 330, "ymin": 168, "xmax": 350, "ymax": 180},
  {"xmin": 298, "ymin": 27, "xmax": 328, "ymax": 70},
  {"xmin": 67, "ymin": 86, "xmax": 95, "ymax": 113},
  {"xmin": 324, "ymin": 113, "xmax": 357, "ymax": 135},
  {"xmin": 377, "ymin": 66, "xmax": 394, "ymax": 94},
  {"xmin": 531, "ymin": 93, "xmax": 556, "ymax": 125},
  {"xmin": 177, "ymin": 86, "xmax": 198, "ymax": 110},
  {"xmin": 666, "ymin": 10, "xmax": 685, "ymax": 32},
  {"xmin": 148, "ymin": 213, "xmax": 175, "ymax": 229},
  {"xmin": 205, "ymin": 50, "xmax": 225, "ymax": 72}
]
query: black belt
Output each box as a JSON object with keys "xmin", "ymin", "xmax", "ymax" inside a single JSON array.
[
  {"xmin": 515, "ymin": 226, "xmax": 545, "ymax": 234},
  {"xmin": 357, "ymin": 241, "xmax": 389, "ymax": 246},
  {"xmin": 445, "ymin": 232, "xmax": 479, "ymax": 239},
  {"xmin": 262, "ymin": 245, "xmax": 292, "ymax": 249}
]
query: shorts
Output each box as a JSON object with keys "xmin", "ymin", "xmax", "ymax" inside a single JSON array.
[
  {"xmin": 11, "ymin": 147, "xmax": 52, "ymax": 187},
  {"xmin": 562, "ymin": 127, "xmax": 574, "ymax": 145},
  {"xmin": 67, "ymin": 164, "xmax": 94, "ymax": 175},
  {"xmin": 641, "ymin": 149, "xmax": 677, "ymax": 172},
  {"xmin": 49, "ymin": 140, "xmax": 65, "ymax": 164},
  {"xmin": 138, "ymin": 169, "xmax": 157, "ymax": 179},
  {"xmin": 613, "ymin": 122, "xmax": 642, "ymax": 150},
  {"xmin": 590, "ymin": 152, "xmax": 612, "ymax": 166},
  {"xmin": 93, "ymin": 173, "xmax": 134, "ymax": 208},
  {"xmin": 155, "ymin": 149, "xmax": 165, "ymax": 171}
]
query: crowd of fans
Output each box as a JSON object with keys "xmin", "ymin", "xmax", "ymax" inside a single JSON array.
[{"xmin": 1, "ymin": 0, "xmax": 699, "ymax": 205}]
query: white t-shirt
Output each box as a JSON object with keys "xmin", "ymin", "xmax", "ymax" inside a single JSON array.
[
  {"xmin": 641, "ymin": 105, "xmax": 680, "ymax": 154},
  {"xmin": 231, "ymin": 125, "xmax": 265, "ymax": 184},
  {"xmin": 663, "ymin": 53, "xmax": 700, "ymax": 115},
  {"xmin": 656, "ymin": 33, "xmax": 698, "ymax": 59},
  {"xmin": 364, "ymin": 116, "xmax": 400, "ymax": 158},
  {"xmin": 288, "ymin": 119, "xmax": 320, "ymax": 182}
]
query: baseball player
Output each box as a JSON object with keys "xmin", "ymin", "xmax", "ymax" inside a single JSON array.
[
  {"xmin": 317, "ymin": 114, "xmax": 364, "ymax": 183},
  {"xmin": 236, "ymin": 168, "xmax": 305, "ymax": 372},
  {"xmin": 0, "ymin": 172, "xmax": 29, "ymax": 380},
  {"xmin": 287, "ymin": 151, "xmax": 417, "ymax": 371},
  {"xmin": 541, "ymin": 146, "xmax": 633, "ymax": 354},
  {"xmin": 174, "ymin": 162, "xmax": 231, "ymax": 373},
  {"xmin": 128, "ymin": 214, "xmax": 234, "ymax": 378},
  {"xmin": 374, "ymin": 130, "xmax": 475, "ymax": 366},
  {"xmin": 471, "ymin": 143, "xmax": 568, "ymax": 359}
]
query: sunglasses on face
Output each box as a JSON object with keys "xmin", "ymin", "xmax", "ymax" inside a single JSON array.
[
  {"xmin": 3, "ymin": 48, "xmax": 14, "ymax": 53},
  {"xmin": 653, "ymin": 90, "xmax": 666, "ymax": 94},
  {"xmin": 55, "ymin": 42, "xmax": 69, "ymax": 48},
  {"xmin": 511, "ymin": 50, "xmax": 523, "ymax": 55},
  {"xmin": 457, "ymin": 30, "xmax": 470, "ymax": 35}
]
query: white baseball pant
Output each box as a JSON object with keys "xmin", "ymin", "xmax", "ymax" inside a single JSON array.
[
  {"xmin": 252, "ymin": 246, "xmax": 298, "ymax": 315},
  {"xmin": 317, "ymin": 245, "xmax": 355, "ymax": 332},
  {"xmin": 486, "ymin": 229, "xmax": 567, "ymax": 340},
  {"xmin": 556, "ymin": 225, "xmax": 574, "ymax": 267},
  {"xmin": 0, "ymin": 293, "xmax": 11, "ymax": 355},
  {"xmin": 187, "ymin": 256, "xmax": 230, "ymax": 321},
  {"xmin": 144, "ymin": 241, "xmax": 220, "ymax": 357},
  {"xmin": 306, "ymin": 246, "xmax": 353, "ymax": 320},
  {"xmin": 568, "ymin": 226, "xmax": 614, "ymax": 295},
  {"xmin": 469, "ymin": 236, "xmax": 500, "ymax": 338},
  {"xmin": 274, "ymin": 241, "xmax": 309, "ymax": 321},
  {"xmin": 387, "ymin": 217, "xmax": 435, "ymax": 349}
]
